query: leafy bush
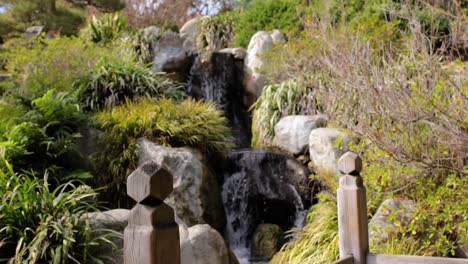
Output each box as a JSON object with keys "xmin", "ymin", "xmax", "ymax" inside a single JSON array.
[
  {"xmin": 0, "ymin": 162, "xmax": 113, "ymax": 263},
  {"xmin": 250, "ymin": 80, "xmax": 320, "ymax": 147},
  {"xmin": 82, "ymin": 12, "xmax": 127, "ymax": 44},
  {"xmin": 0, "ymin": 90, "xmax": 87, "ymax": 182},
  {"xmin": 93, "ymin": 97, "xmax": 233, "ymax": 205},
  {"xmin": 75, "ymin": 58, "xmax": 184, "ymax": 111},
  {"xmin": 197, "ymin": 13, "xmax": 236, "ymax": 52},
  {"xmin": 233, "ymin": 0, "xmax": 305, "ymax": 47},
  {"xmin": 4, "ymin": 36, "xmax": 123, "ymax": 100}
]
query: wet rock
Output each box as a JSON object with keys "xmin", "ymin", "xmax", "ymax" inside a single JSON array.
[
  {"xmin": 274, "ymin": 115, "xmax": 327, "ymax": 155},
  {"xmin": 251, "ymin": 224, "xmax": 283, "ymax": 261},
  {"xmin": 188, "ymin": 52, "xmax": 251, "ymax": 147},
  {"xmin": 138, "ymin": 139, "xmax": 225, "ymax": 231},
  {"xmin": 221, "ymin": 149, "xmax": 312, "ymax": 258}
]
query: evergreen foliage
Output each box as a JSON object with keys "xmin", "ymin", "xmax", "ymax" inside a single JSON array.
[{"xmin": 93, "ymin": 97, "xmax": 233, "ymax": 205}]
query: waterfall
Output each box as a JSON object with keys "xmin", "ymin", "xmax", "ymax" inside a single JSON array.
[
  {"xmin": 187, "ymin": 52, "xmax": 251, "ymax": 147},
  {"xmin": 220, "ymin": 150, "xmax": 310, "ymax": 263}
]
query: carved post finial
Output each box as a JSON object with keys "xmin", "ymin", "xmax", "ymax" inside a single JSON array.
[
  {"xmin": 338, "ymin": 151, "xmax": 362, "ymax": 176},
  {"xmin": 124, "ymin": 161, "xmax": 181, "ymax": 264},
  {"xmin": 337, "ymin": 152, "xmax": 368, "ymax": 264}
]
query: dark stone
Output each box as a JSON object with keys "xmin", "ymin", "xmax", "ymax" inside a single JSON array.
[
  {"xmin": 188, "ymin": 52, "xmax": 251, "ymax": 147},
  {"xmin": 221, "ymin": 149, "xmax": 313, "ymax": 251}
]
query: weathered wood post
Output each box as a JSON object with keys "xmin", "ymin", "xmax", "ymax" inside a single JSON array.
[
  {"xmin": 337, "ymin": 152, "xmax": 369, "ymax": 264},
  {"xmin": 124, "ymin": 160, "xmax": 181, "ymax": 264}
]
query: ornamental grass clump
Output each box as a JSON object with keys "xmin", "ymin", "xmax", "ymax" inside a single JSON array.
[
  {"xmin": 75, "ymin": 58, "xmax": 185, "ymax": 111},
  {"xmin": 0, "ymin": 162, "xmax": 115, "ymax": 263},
  {"xmin": 93, "ymin": 97, "xmax": 233, "ymax": 205}
]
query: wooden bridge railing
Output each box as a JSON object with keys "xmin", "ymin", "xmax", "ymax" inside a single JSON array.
[
  {"xmin": 124, "ymin": 161, "xmax": 181, "ymax": 264},
  {"xmin": 333, "ymin": 152, "xmax": 468, "ymax": 264}
]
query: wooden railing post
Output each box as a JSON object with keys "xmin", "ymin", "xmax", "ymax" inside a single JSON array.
[
  {"xmin": 124, "ymin": 161, "xmax": 181, "ymax": 264},
  {"xmin": 337, "ymin": 152, "xmax": 369, "ymax": 264}
]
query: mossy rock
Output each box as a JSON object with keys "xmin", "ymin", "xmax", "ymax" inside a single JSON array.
[{"xmin": 251, "ymin": 223, "xmax": 284, "ymax": 261}]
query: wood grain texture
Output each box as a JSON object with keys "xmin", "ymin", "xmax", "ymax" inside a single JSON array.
[
  {"xmin": 332, "ymin": 255, "xmax": 354, "ymax": 264},
  {"xmin": 367, "ymin": 253, "xmax": 468, "ymax": 264}
]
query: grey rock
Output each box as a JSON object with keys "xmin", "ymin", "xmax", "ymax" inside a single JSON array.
[
  {"xmin": 308, "ymin": 128, "xmax": 353, "ymax": 173},
  {"xmin": 180, "ymin": 224, "xmax": 239, "ymax": 264},
  {"xmin": 251, "ymin": 224, "xmax": 283, "ymax": 261},
  {"xmin": 137, "ymin": 139, "xmax": 225, "ymax": 231},
  {"xmin": 274, "ymin": 115, "xmax": 327, "ymax": 155},
  {"xmin": 24, "ymin": 26, "xmax": 44, "ymax": 39},
  {"xmin": 152, "ymin": 31, "xmax": 191, "ymax": 74},
  {"xmin": 180, "ymin": 16, "xmax": 209, "ymax": 52},
  {"xmin": 244, "ymin": 31, "xmax": 274, "ymax": 101},
  {"xmin": 269, "ymin": 29, "xmax": 286, "ymax": 45},
  {"xmin": 369, "ymin": 199, "xmax": 416, "ymax": 245},
  {"xmin": 219, "ymin": 48, "xmax": 247, "ymax": 60},
  {"xmin": 83, "ymin": 209, "xmax": 130, "ymax": 264},
  {"xmin": 456, "ymin": 244, "xmax": 468, "ymax": 258}
]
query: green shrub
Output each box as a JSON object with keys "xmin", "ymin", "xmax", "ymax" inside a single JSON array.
[
  {"xmin": 0, "ymin": 162, "xmax": 114, "ymax": 263},
  {"xmin": 0, "ymin": 90, "xmax": 87, "ymax": 182},
  {"xmin": 82, "ymin": 12, "xmax": 127, "ymax": 44},
  {"xmin": 93, "ymin": 97, "xmax": 233, "ymax": 205},
  {"xmin": 4, "ymin": 36, "xmax": 124, "ymax": 101},
  {"xmin": 233, "ymin": 0, "xmax": 305, "ymax": 47},
  {"xmin": 75, "ymin": 58, "xmax": 184, "ymax": 111}
]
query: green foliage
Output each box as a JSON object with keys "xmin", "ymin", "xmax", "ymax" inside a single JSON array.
[
  {"xmin": 0, "ymin": 0, "xmax": 86, "ymax": 39},
  {"xmin": 272, "ymin": 192, "xmax": 339, "ymax": 264},
  {"xmin": 93, "ymin": 97, "xmax": 233, "ymax": 205},
  {"xmin": 75, "ymin": 58, "xmax": 184, "ymax": 111},
  {"xmin": 122, "ymin": 28, "xmax": 162, "ymax": 64},
  {"xmin": 0, "ymin": 90, "xmax": 87, "ymax": 182},
  {"xmin": 4, "ymin": 36, "xmax": 123, "ymax": 100},
  {"xmin": 233, "ymin": 0, "xmax": 305, "ymax": 47},
  {"xmin": 83, "ymin": 12, "xmax": 127, "ymax": 44},
  {"xmin": 197, "ymin": 12, "xmax": 236, "ymax": 52},
  {"xmin": 0, "ymin": 162, "xmax": 114, "ymax": 263},
  {"xmin": 250, "ymin": 80, "xmax": 320, "ymax": 147}
]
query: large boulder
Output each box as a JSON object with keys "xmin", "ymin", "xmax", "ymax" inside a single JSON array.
[
  {"xmin": 180, "ymin": 224, "xmax": 239, "ymax": 264},
  {"xmin": 243, "ymin": 30, "xmax": 286, "ymax": 106},
  {"xmin": 308, "ymin": 128, "xmax": 353, "ymax": 173},
  {"xmin": 83, "ymin": 209, "xmax": 130, "ymax": 264},
  {"xmin": 369, "ymin": 199, "xmax": 416, "ymax": 245},
  {"xmin": 180, "ymin": 16, "xmax": 210, "ymax": 53},
  {"xmin": 251, "ymin": 224, "xmax": 283, "ymax": 261},
  {"xmin": 274, "ymin": 115, "xmax": 327, "ymax": 155},
  {"xmin": 137, "ymin": 139, "xmax": 225, "ymax": 231},
  {"xmin": 151, "ymin": 31, "xmax": 192, "ymax": 81},
  {"xmin": 244, "ymin": 31, "xmax": 273, "ymax": 103}
]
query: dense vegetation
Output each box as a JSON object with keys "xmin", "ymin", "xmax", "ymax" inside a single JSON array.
[{"xmin": 0, "ymin": 0, "xmax": 466, "ymax": 263}]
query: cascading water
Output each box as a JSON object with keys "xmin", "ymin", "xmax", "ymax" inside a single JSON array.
[
  {"xmin": 187, "ymin": 52, "xmax": 251, "ymax": 147},
  {"xmin": 220, "ymin": 150, "xmax": 310, "ymax": 264}
]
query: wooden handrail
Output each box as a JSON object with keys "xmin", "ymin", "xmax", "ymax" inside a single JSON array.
[
  {"xmin": 332, "ymin": 255, "xmax": 354, "ymax": 264},
  {"xmin": 336, "ymin": 152, "xmax": 468, "ymax": 264}
]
